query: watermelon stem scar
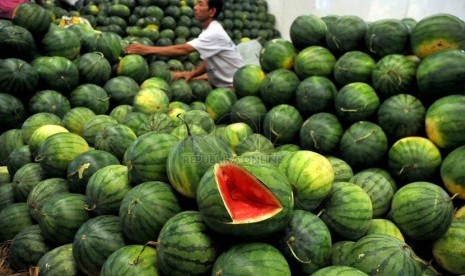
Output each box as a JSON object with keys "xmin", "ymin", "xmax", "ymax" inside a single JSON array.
[
  {"xmin": 354, "ymin": 129, "xmax": 376, "ymax": 142},
  {"xmin": 215, "ymin": 162, "xmax": 282, "ymax": 223},
  {"xmin": 286, "ymin": 236, "xmax": 313, "ymax": 264}
]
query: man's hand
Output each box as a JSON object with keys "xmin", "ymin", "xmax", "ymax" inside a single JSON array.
[
  {"xmin": 124, "ymin": 43, "xmax": 152, "ymax": 55},
  {"xmin": 171, "ymin": 71, "xmax": 195, "ymax": 82}
]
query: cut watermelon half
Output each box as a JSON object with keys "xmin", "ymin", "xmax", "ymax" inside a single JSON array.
[{"xmin": 214, "ymin": 162, "xmax": 283, "ymax": 223}]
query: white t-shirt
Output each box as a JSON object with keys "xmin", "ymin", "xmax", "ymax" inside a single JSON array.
[{"xmin": 187, "ymin": 21, "xmax": 245, "ymax": 87}]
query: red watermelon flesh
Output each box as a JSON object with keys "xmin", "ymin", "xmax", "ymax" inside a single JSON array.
[{"xmin": 215, "ymin": 163, "xmax": 283, "ymax": 223}]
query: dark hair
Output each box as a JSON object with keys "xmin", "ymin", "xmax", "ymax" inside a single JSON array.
[{"xmin": 208, "ymin": 0, "xmax": 224, "ymax": 19}]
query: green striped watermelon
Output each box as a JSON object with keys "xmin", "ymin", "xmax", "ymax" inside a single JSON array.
[
  {"xmin": 390, "ymin": 182, "xmax": 454, "ymax": 241},
  {"xmin": 259, "ymin": 38, "xmax": 297, "ymax": 72},
  {"xmin": 28, "ymin": 90, "xmax": 72, "ymax": 118},
  {"xmin": 123, "ymin": 132, "xmax": 179, "ymax": 184},
  {"xmin": 212, "ymin": 242, "xmax": 291, "ymax": 276},
  {"xmin": 31, "ymin": 56, "xmax": 80, "ymax": 94},
  {"xmin": 72, "ymin": 215, "xmax": 127, "ymax": 276},
  {"xmin": 334, "ymin": 82, "xmax": 380, "ymax": 124},
  {"xmin": 295, "ymin": 76, "xmax": 337, "ymax": 116},
  {"xmin": 233, "ymin": 64, "xmax": 266, "ymax": 97},
  {"xmin": 133, "ymin": 87, "xmax": 170, "ymax": 115},
  {"xmin": 81, "ymin": 114, "xmax": 118, "ymax": 146},
  {"xmin": 319, "ymin": 182, "xmax": 373, "ymax": 240},
  {"xmin": 0, "ymin": 202, "xmax": 34, "ymax": 241},
  {"xmin": 12, "ymin": 2, "xmax": 52, "ymax": 36},
  {"xmin": 0, "ymin": 94, "xmax": 26, "ymax": 131},
  {"xmin": 325, "ymin": 15, "xmax": 368, "ymax": 54},
  {"xmin": 364, "ymin": 18, "xmax": 411, "ymax": 58},
  {"xmin": 205, "ymin": 87, "xmax": 237, "ymax": 122},
  {"xmin": 36, "ymin": 243, "xmax": 79, "ymax": 276},
  {"xmin": 330, "ymin": 240, "xmax": 355, "ymax": 266},
  {"xmin": 0, "ymin": 58, "xmax": 39, "ymax": 101},
  {"xmin": 69, "ymin": 83, "xmax": 110, "ymax": 115},
  {"xmin": 119, "ymin": 181, "xmax": 182, "ymax": 244},
  {"xmin": 61, "ymin": 107, "xmax": 96, "ymax": 136},
  {"xmin": 27, "ymin": 177, "xmax": 69, "ymax": 221},
  {"xmin": 12, "ymin": 162, "xmax": 47, "ymax": 202},
  {"xmin": 37, "ymin": 132, "xmax": 90, "ymax": 178},
  {"xmin": 94, "ymin": 123, "xmax": 137, "ymax": 160},
  {"xmin": 75, "ymin": 52, "xmax": 112, "ymax": 85},
  {"xmin": 117, "ymin": 54, "xmax": 150, "ymax": 84},
  {"xmin": 0, "ymin": 25, "xmax": 37, "ymax": 61},
  {"xmin": 20, "ymin": 112, "xmax": 62, "ymax": 144},
  {"xmin": 109, "ymin": 104, "xmax": 134, "ymax": 124},
  {"xmin": 410, "ymin": 13, "xmax": 465, "ymax": 59},
  {"xmin": 339, "ymin": 121, "xmax": 388, "ymax": 170},
  {"xmin": 343, "ymin": 234, "xmax": 436, "ymax": 275},
  {"xmin": 28, "ymin": 124, "xmax": 69, "ymax": 157},
  {"xmin": 293, "ymin": 46, "xmax": 336, "ymax": 79},
  {"xmin": 326, "ymin": 155, "xmax": 354, "ymax": 182},
  {"xmin": 196, "ymin": 155, "xmax": 294, "ymax": 238},
  {"xmin": 387, "ymin": 136, "xmax": 442, "ymax": 183},
  {"xmin": 156, "ymin": 210, "xmax": 218, "ymax": 276},
  {"xmin": 38, "ymin": 193, "xmax": 90, "ymax": 244},
  {"xmin": 312, "ymin": 266, "xmax": 368, "ymax": 276},
  {"xmin": 104, "ymin": 76, "xmax": 140, "ymax": 106},
  {"xmin": 41, "ymin": 25, "xmax": 81, "ymax": 60},
  {"xmin": 263, "ymin": 104, "xmax": 303, "ymax": 144},
  {"xmin": 441, "ymin": 145, "xmax": 465, "ymax": 199},
  {"xmin": 6, "ymin": 144, "xmax": 32, "ymax": 176},
  {"xmin": 234, "ymin": 133, "xmax": 275, "ymax": 156},
  {"xmin": 101, "ymin": 244, "xmax": 159, "ymax": 276},
  {"xmin": 289, "ymin": 14, "xmax": 327, "ymax": 49},
  {"xmin": 8, "ymin": 224, "xmax": 52, "ymax": 271},
  {"xmin": 230, "ymin": 96, "xmax": 267, "ymax": 132},
  {"xmin": 432, "ymin": 215, "xmax": 465, "ymax": 274},
  {"xmin": 81, "ymin": 30, "xmax": 123, "ymax": 64},
  {"xmin": 85, "ymin": 164, "xmax": 132, "ymax": 215},
  {"xmin": 349, "ymin": 171, "xmax": 395, "ymax": 218},
  {"xmin": 278, "ymin": 210, "xmax": 332, "ymax": 274},
  {"xmin": 333, "ymin": 51, "xmax": 375, "ymax": 86},
  {"xmin": 0, "ymin": 183, "xmax": 14, "ymax": 210},
  {"xmin": 366, "ymin": 218, "xmax": 404, "ymax": 241},
  {"xmin": 299, "ymin": 112, "xmax": 343, "ymax": 155},
  {"xmin": 278, "ymin": 150, "xmax": 334, "ymax": 211}
]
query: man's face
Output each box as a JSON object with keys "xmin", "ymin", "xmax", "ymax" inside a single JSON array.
[{"xmin": 194, "ymin": 0, "xmax": 215, "ymax": 22}]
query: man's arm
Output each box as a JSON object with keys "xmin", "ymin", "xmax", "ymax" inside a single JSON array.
[
  {"xmin": 172, "ymin": 61, "xmax": 207, "ymax": 82},
  {"xmin": 124, "ymin": 43, "xmax": 196, "ymax": 56}
]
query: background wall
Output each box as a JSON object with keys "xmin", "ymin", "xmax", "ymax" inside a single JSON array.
[{"xmin": 267, "ymin": 0, "xmax": 465, "ymax": 40}]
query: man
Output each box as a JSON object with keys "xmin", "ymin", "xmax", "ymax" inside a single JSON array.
[{"xmin": 124, "ymin": 0, "xmax": 244, "ymax": 88}]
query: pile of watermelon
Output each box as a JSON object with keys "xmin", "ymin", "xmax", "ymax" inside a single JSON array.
[{"xmin": 1, "ymin": 0, "xmax": 465, "ymax": 274}]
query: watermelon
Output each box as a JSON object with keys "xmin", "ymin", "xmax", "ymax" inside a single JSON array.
[
  {"xmin": 416, "ymin": 49, "xmax": 465, "ymax": 102},
  {"xmin": 334, "ymin": 82, "xmax": 380, "ymax": 124},
  {"xmin": 61, "ymin": 107, "xmax": 96, "ymax": 136},
  {"xmin": 188, "ymin": 79, "xmax": 212, "ymax": 101},
  {"xmin": 38, "ymin": 193, "xmax": 90, "ymax": 244},
  {"xmin": 8, "ymin": 224, "xmax": 52, "ymax": 271},
  {"xmin": 0, "ymin": 25, "xmax": 37, "ymax": 61},
  {"xmin": 36, "ymin": 244, "xmax": 79, "ymax": 276},
  {"xmin": 167, "ymin": 124, "xmax": 233, "ymax": 198},
  {"xmin": 31, "ymin": 56, "xmax": 80, "ymax": 94},
  {"xmin": 299, "ymin": 112, "xmax": 343, "ymax": 154},
  {"xmin": 81, "ymin": 114, "xmax": 118, "ymax": 146},
  {"xmin": 109, "ymin": 105, "xmax": 134, "ymax": 124},
  {"xmin": 75, "ymin": 52, "xmax": 112, "ymax": 85},
  {"xmin": 319, "ymin": 182, "xmax": 373, "ymax": 240},
  {"xmin": 20, "ymin": 112, "xmax": 62, "ymax": 144},
  {"xmin": 117, "ymin": 54, "xmax": 150, "ymax": 84},
  {"xmin": 234, "ymin": 133, "xmax": 275, "ymax": 156},
  {"xmin": 12, "ymin": 2, "xmax": 52, "ymax": 36},
  {"xmin": 0, "ymin": 203, "xmax": 34, "ymax": 241},
  {"xmin": 289, "ymin": 14, "xmax": 327, "ymax": 49},
  {"xmin": 259, "ymin": 68, "xmax": 300, "ymax": 108},
  {"xmin": 0, "ymin": 58, "xmax": 39, "ymax": 101},
  {"xmin": 259, "ymin": 38, "xmax": 297, "ymax": 72},
  {"xmin": 343, "ymin": 234, "xmax": 436, "ymax": 275},
  {"xmin": 432, "ymin": 215, "xmax": 465, "ymax": 274},
  {"xmin": 170, "ymin": 79, "xmax": 194, "ymax": 103},
  {"xmin": 233, "ymin": 64, "xmax": 266, "ymax": 97},
  {"xmin": 26, "ymin": 177, "xmax": 69, "ymax": 221},
  {"xmin": 293, "ymin": 46, "xmax": 337, "ymax": 79},
  {"xmin": 133, "ymin": 87, "xmax": 170, "ymax": 115},
  {"xmin": 28, "ymin": 124, "xmax": 69, "ymax": 157},
  {"xmin": 196, "ymin": 155, "xmax": 294, "ymax": 238},
  {"xmin": 104, "ymin": 76, "xmax": 140, "ymax": 106},
  {"xmin": 326, "ymin": 155, "xmax": 354, "ymax": 183},
  {"xmin": 333, "ymin": 51, "xmax": 375, "ymax": 86},
  {"xmin": 339, "ymin": 121, "xmax": 388, "ymax": 170},
  {"xmin": 230, "ymin": 95, "xmax": 267, "ymax": 132},
  {"xmin": 136, "ymin": 112, "xmax": 177, "ymax": 135},
  {"xmin": 7, "ymin": 146, "xmax": 32, "ymax": 177},
  {"xmin": 0, "ymin": 94, "xmax": 26, "ymax": 131},
  {"xmin": 123, "ymin": 132, "xmax": 179, "ymax": 184},
  {"xmin": 410, "ymin": 13, "xmax": 465, "ymax": 59},
  {"xmin": 278, "ymin": 150, "xmax": 334, "ymax": 211},
  {"xmin": 41, "ymin": 25, "xmax": 81, "ymax": 60},
  {"xmin": 0, "ymin": 183, "xmax": 14, "ymax": 210},
  {"xmin": 425, "ymin": 94, "xmax": 465, "ymax": 149},
  {"xmin": 364, "ymin": 18, "xmax": 411, "ymax": 58},
  {"xmin": 295, "ymin": 76, "xmax": 337, "ymax": 116},
  {"xmin": 441, "ymin": 145, "xmax": 465, "ymax": 199},
  {"xmin": 0, "ymin": 129, "xmax": 26, "ymax": 166},
  {"xmin": 36, "ymin": 132, "xmax": 90, "ymax": 178},
  {"xmin": 81, "ymin": 30, "xmax": 123, "ymax": 64},
  {"xmin": 12, "ymin": 162, "xmax": 47, "ymax": 202},
  {"xmin": 377, "ymin": 94, "xmax": 426, "ymax": 141},
  {"xmin": 312, "ymin": 266, "xmax": 368, "ymax": 276},
  {"xmin": 67, "ymin": 149, "xmax": 120, "ymax": 194},
  {"xmin": 387, "ymin": 136, "xmax": 442, "ymax": 183},
  {"xmin": 263, "ymin": 104, "xmax": 303, "ymax": 144},
  {"xmin": 205, "ymin": 87, "xmax": 237, "ymax": 122},
  {"xmin": 28, "ymin": 90, "xmax": 72, "ymax": 118},
  {"xmin": 215, "ymin": 122, "xmax": 253, "ymax": 152},
  {"xmin": 211, "ymin": 242, "xmax": 291, "ymax": 276},
  {"xmin": 85, "ymin": 164, "xmax": 132, "ymax": 215},
  {"xmin": 325, "ymin": 15, "xmax": 368, "ymax": 54},
  {"xmin": 371, "ymin": 54, "xmax": 419, "ymax": 98},
  {"xmin": 94, "ymin": 123, "xmax": 137, "ymax": 160},
  {"xmin": 278, "ymin": 209, "xmax": 332, "ymax": 274},
  {"xmin": 119, "ymin": 181, "xmax": 182, "ymax": 244},
  {"xmin": 177, "ymin": 109, "xmax": 215, "ymax": 133},
  {"xmin": 349, "ymin": 170, "xmax": 395, "ymax": 218},
  {"xmin": 366, "ymin": 218, "xmax": 404, "ymax": 241},
  {"xmin": 69, "ymin": 83, "xmax": 110, "ymax": 115},
  {"xmin": 101, "ymin": 245, "xmax": 159, "ymax": 276},
  {"xmin": 390, "ymin": 181, "xmax": 454, "ymax": 241},
  {"xmin": 140, "ymin": 76, "xmax": 172, "ymax": 100},
  {"xmin": 330, "ymin": 240, "xmax": 355, "ymax": 266},
  {"xmin": 156, "ymin": 211, "xmax": 218, "ymax": 276}
]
